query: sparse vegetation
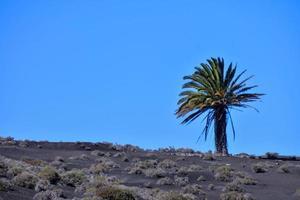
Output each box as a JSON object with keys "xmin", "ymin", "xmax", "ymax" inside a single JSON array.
[
  {"xmin": 158, "ymin": 159, "xmax": 177, "ymax": 169},
  {"xmin": 277, "ymin": 164, "xmax": 290, "ymax": 173},
  {"xmin": 252, "ymin": 162, "xmax": 268, "ymax": 173},
  {"xmin": 33, "ymin": 189, "xmax": 64, "ymax": 200},
  {"xmin": 0, "ymin": 178, "xmax": 12, "ymax": 191},
  {"xmin": 38, "ymin": 166, "xmax": 60, "ymax": 184},
  {"xmin": 144, "ymin": 168, "xmax": 166, "ymax": 178},
  {"xmin": 174, "ymin": 175, "xmax": 189, "ymax": 186},
  {"xmin": 220, "ymin": 191, "xmax": 255, "ymax": 200},
  {"xmin": 159, "ymin": 191, "xmax": 193, "ymax": 200},
  {"xmin": 34, "ymin": 179, "xmax": 50, "ymax": 192},
  {"xmin": 91, "ymin": 150, "xmax": 106, "ymax": 156},
  {"xmin": 90, "ymin": 163, "xmax": 110, "ymax": 174},
  {"xmin": 223, "ymin": 182, "xmax": 245, "ymax": 192},
  {"xmin": 61, "ymin": 169, "xmax": 86, "ymax": 187},
  {"xmin": 0, "ymin": 162, "xmax": 8, "ymax": 177},
  {"xmin": 21, "ymin": 158, "xmax": 46, "ymax": 166},
  {"xmin": 214, "ymin": 165, "xmax": 234, "ymax": 182},
  {"xmin": 0, "ymin": 138, "xmax": 299, "ymax": 200},
  {"xmin": 94, "ymin": 186, "xmax": 136, "ymax": 200},
  {"xmin": 197, "ymin": 175, "xmax": 206, "ymax": 182},
  {"xmin": 12, "ymin": 172, "xmax": 38, "ymax": 189},
  {"xmin": 182, "ymin": 184, "xmax": 205, "ymax": 195},
  {"xmin": 157, "ymin": 177, "xmax": 174, "ymax": 185}
]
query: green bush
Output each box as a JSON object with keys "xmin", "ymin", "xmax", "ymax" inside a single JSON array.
[
  {"xmin": 13, "ymin": 172, "xmax": 38, "ymax": 189},
  {"xmin": 214, "ymin": 165, "xmax": 234, "ymax": 182},
  {"xmin": 95, "ymin": 186, "xmax": 136, "ymax": 200},
  {"xmin": 220, "ymin": 191, "xmax": 255, "ymax": 200},
  {"xmin": 252, "ymin": 163, "xmax": 268, "ymax": 173},
  {"xmin": 38, "ymin": 166, "xmax": 60, "ymax": 184},
  {"xmin": 0, "ymin": 178, "xmax": 12, "ymax": 191},
  {"xmin": 224, "ymin": 182, "xmax": 245, "ymax": 192},
  {"xmin": 234, "ymin": 173, "xmax": 257, "ymax": 185},
  {"xmin": 8, "ymin": 166, "xmax": 23, "ymax": 177},
  {"xmin": 21, "ymin": 158, "xmax": 46, "ymax": 166},
  {"xmin": 61, "ymin": 169, "xmax": 86, "ymax": 187},
  {"xmin": 159, "ymin": 191, "xmax": 192, "ymax": 200},
  {"xmin": 0, "ymin": 161, "xmax": 8, "ymax": 177}
]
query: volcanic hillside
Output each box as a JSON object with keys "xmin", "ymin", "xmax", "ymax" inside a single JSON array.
[{"xmin": 0, "ymin": 136, "xmax": 300, "ymax": 200}]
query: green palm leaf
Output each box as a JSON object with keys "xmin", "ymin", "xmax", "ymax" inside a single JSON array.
[{"xmin": 176, "ymin": 57, "xmax": 264, "ymax": 155}]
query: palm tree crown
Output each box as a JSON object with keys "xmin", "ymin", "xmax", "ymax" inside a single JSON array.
[{"xmin": 176, "ymin": 57, "xmax": 263, "ymax": 155}]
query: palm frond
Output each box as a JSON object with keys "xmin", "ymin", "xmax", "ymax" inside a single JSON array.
[{"xmin": 176, "ymin": 57, "xmax": 263, "ymax": 148}]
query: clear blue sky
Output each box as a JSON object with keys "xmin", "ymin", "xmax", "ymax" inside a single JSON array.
[{"xmin": 0, "ymin": 1, "xmax": 299, "ymax": 155}]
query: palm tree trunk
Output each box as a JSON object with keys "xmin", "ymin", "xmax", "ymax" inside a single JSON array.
[{"xmin": 214, "ymin": 106, "xmax": 228, "ymax": 155}]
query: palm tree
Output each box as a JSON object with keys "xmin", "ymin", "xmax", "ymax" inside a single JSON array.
[{"xmin": 176, "ymin": 57, "xmax": 263, "ymax": 155}]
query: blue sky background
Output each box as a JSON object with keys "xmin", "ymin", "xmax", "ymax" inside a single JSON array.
[{"xmin": 0, "ymin": 1, "xmax": 299, "ymax": 155}]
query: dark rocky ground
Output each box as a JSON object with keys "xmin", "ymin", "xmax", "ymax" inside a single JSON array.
[{"xmin": 0, "ymin": 136, "xmax": 300, "ymax": 200}]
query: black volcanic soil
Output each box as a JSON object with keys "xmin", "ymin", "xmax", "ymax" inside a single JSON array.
[{"xmin": 0, "ymin": 138, "xmax": 300, "ymax": 200}]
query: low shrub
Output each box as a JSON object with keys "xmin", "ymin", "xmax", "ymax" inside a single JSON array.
[
  {"xmin": 91, "ymin": 150, "xmax": 105, "ymax": 156},
  {"xmin": 136, "ymin": 159, "xmax": 158, "ymax": 169},
  {"xmin": 38, "ymin": 166, "xmax": 60, "ymax": 184},
  {"xmin": 252, "ymin": 163, "xmax": 268, "ymax": 173},
  {"xmin": 158, "ymin": 159, "xmax": 177, "ymax": 169},
  {"xmin": 96, "ymin": 157, "xmax": 120, "ymax": 169},
  {"xmin": 156, "ymin": 177, "xmax": 174, "ymax": 185},
  {"xmin": 144, "ymin": 168, "xmax": 166, "ymax": 178},
  {"xmin": 277, "ymin": 164, "xmax": 290, "ymax": 173},
  {"xmin": 0, "ymin": 178, "xmax": 12, "ymax": 191},
  {"xmin": 80, "ymin": 154, "xmax": 89, "ymax": 160},
  {"xmin": 90, "ymin": 163, "xmax": 110, "ymax": 174},
  {"xmin": 54, "ymin": 156, "xmax": 64, "ymax": 162},
  {"xmin": 122, "ymin": 156, "xmax": 130, "ymax": 162},
  {"xmin": 159, "ymin": 191, "xmax": 193, "ymax": 200},
  {"xmin": 0, "ymin": 161, "xmax": 8, "ymax": 177},
  {"xmin": 179, "ymin": 165, "xmax": 203, "ymax": 175},
  {"xmin": 113, "ymin": 152, "xmax": 126, "ymax": 158},
  {"xmin": 174, "ymin": 175, "xmax": 189, "ymax": 186},
  {"xmin": 234, "ymin": 172, "xmax": 257, "ymax": 185},
  {"xmin": 208, "ymin": 184, "xmax": 215, "ymax": 190},
  {"xmin": 7, "ymin": 166, "xmax": 23, "ymax": 178},
  {"xmin": 188, "ymin": 164, "xmax": 203, "ymax": 171},
  {"xmin": 34, "ymin": 179, "xmax": 50, "ymax": 192},
  {"xmin": 197, "ymin": 175, "xmax": 206, "ymax": 182},
  {"xmin": 223, "ymin": 182, "xmax": 245, "ymax": 192},
  {"xmin": 94, "ymin": 186, "xmax": 136, "ymax": 200},
  {"xmin": 61, "ymin": 169, "xmax": 86, "ymax": 187},
  {"xmin": 128, "ymin": 167, "xmax": 143, "ymax": 175},
  {"xmin": 13, "ymin": 172, "xmax": 38, "ymax": 189},
  {"xmin": 234, "ymin": 177, "xmax": 257, "ymax": 185},
  {"xmin": 220, "ymin": 191, "xmax": 255, "ymax": 200},
  {"xmin": 202, "ymin": 152, "xmax": 215, "ymax": 160},
  {"xmin": 33, "ymin": 189, "xmax": 64, "ymax": 200},
  {"xmin": 21, "ymin": 158, "xmax": 46, "ymax": 166},
  {"xmin": 214, "ymin": 165, "xmax": 234, "ymax": 182},
  {"xmin": 182, "ymin": 184, "xmax": 205, "ymax": 195}
]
